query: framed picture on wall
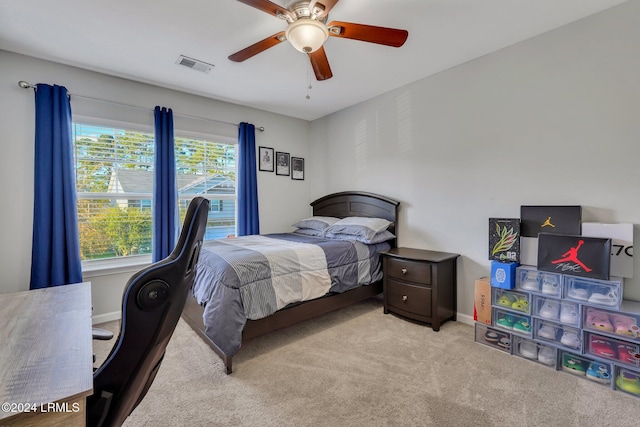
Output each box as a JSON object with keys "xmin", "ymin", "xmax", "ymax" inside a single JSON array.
[
  {"xmin": 291, "ymin": 157, "xmax": 304, "ymax": 180},
  {"xmin": 276, "ymin": 151, "xmax": 290, "ymax": 176},
  {"xmin": 258, "ymin": 146, "xmax": 274, "ymax": 172}
]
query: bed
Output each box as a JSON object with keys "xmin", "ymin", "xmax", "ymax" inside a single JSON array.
[{"xmin": 181, "ymin": 191, "xmax": 400, "ymax": 374}]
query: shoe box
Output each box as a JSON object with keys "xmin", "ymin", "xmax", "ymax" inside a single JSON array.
[
  {"xmin": 563, "ymin": 275, "xmax": 623, "ymax": 310},
  {"xmin": 513, "ymin": 335, "xmax": 557, "ymax": 368},
  {"xmin": 532, "ymin": 295, "xmax": 581, "ymax": 328},
  {"xmin": 489, "ymin": 218, "xmax": 520, "ymax": 263},
  {"xmin": 492, "ymin": 288, "xmax": 530, "ymax": 315},
  {"xmin": 559, "ymin": 350, "xmax": 613, "ymax": 387},
  {"xmin": 585, "ymin": 331, "xmax": 640, "ymax": 369},
  {"xmin": 582, "ymin": 301, "xmax": 640, "ymax": 344},
  {"xmin": 493, "ymin": 307, "xmax": 532, "ymax": 338},
  {"xmin": 533, "ymin": 318, "xmax": 583, "ymax": 352},
  {"xmin": 490, "ymin": 260, "xmax": 519, "ymax": 290},
  {"xmin": 515, "ymin": 266, "xmax": 563, "ymax": 298},
  {"xmin": 474, "ymin": 277, "xmax": 492, "ymax": 325},
  {"xmin": 615, "ymin": 366, "xmax": 640, "ymax": 397},
  {"xmin": 537, "ymin": 233, "xmax": 611, "ymax": 281},
  {"xmin": 474, "ymin": 323, "xmax": 512, "ymax": 354}
]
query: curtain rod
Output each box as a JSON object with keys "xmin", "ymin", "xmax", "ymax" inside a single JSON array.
[{"xmin": 17, "ymin": 81, "xmax": 265, "ymax": 132}]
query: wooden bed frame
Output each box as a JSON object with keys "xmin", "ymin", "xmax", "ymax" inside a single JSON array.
[{"xmin": 181, "ymin": 191, "xmax": 400, "ymax": 374}]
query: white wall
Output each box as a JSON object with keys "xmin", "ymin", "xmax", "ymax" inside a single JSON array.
[
  {"xmin": 310, "ymin": 1, "xmax": 640, "ymax": 323},
  {"xmin": 0, "ymin": 51, "xmax": 314, "ymax": 320}
]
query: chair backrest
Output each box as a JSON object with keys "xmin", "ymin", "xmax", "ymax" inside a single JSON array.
[{"xmin": 87, "ymin": 197, "xmax": 210, "ymax": 427}]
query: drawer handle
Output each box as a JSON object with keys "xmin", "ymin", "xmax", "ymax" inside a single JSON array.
[
  {"xmin": 402, "ymin": 295, "xmax": 408, "ymax": 301},
  {"xmin": 401, "ymin": 268, "xmax": 407, "ymax": 275}
]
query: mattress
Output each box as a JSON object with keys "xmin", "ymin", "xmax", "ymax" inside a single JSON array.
[{"xmin": 192, "ymin": 233, "xmax": 390, "ymax": 357}]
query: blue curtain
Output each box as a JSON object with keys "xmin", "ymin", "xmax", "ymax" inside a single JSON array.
[
  {"xmin": 237, "ymin": 122, "xmax": 259, "ymax": 235},
  {"xmin": 152, "ymin": 106, "xmax": 178, "ymax": 262},
  {"xmin": 30, "ymin": 84, "xmax": 82, "ymax": 289}
]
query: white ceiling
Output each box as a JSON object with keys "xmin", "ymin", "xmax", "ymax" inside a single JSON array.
[{"xmin": 0, "ymin": 0, "xmax": 627, "ymax": 121}]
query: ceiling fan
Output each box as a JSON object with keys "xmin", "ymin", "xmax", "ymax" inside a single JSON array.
[{"xmin": 229, "ymin": 0, "xmax": 409, "ymax": 81}]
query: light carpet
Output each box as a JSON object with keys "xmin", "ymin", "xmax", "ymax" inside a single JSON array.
[{"xmin": 93, "ymin": 297, "xmax": 640, "ymax": 426}]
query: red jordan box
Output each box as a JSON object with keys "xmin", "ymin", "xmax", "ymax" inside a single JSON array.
[
  {"xmin": 537, "ymin": 233, "xmax": 611, "ymax": 280},
  {"xmin": 520, "ymin": 206, "xmax": 581, "ymax": 238}
]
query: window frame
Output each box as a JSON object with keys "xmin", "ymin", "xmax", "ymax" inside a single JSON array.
[{"xmin": 72, "ymin": 117, "xmax": 238, "ymax": 275}]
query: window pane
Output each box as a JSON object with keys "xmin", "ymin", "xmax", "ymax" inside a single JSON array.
[
  {"xmin": 77, "ymin": 198, "xmax": 152, "ymax": 259},
  {"xmin": 175, "ymin": 136, "xmax": 236, "ymax": 239},
  {"xmin": 73, "ymin": 124, "xmax": 154, "ymax": 261},
  {"xmin": 73, "ymin": 123, "xmax": 238, "ymax": 262},
  {"xmin": 178, "ymin": 198, "xmax": 236, "ymax": 239}
]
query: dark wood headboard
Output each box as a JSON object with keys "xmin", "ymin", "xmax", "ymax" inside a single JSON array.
[{"xmin": 310, "ymin": 191, "xmax": 400, "ymax": 237}]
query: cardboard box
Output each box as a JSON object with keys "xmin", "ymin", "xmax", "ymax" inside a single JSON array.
[
  {"xmin": 582, "ymin": 222, "xmax": 633, "ymax": 278},
  {"xmin": 491, "ymin": 261, "xmax": 519, "ymax": 289},
  {"xmin": 520, "ymin": 205, "xmax": 582, "ymax": 237},
  {"xmin": 520, "ymin": 236, "xmax": 538, "ymax": 267},
  {"xmin": 474, "ymin": 277, "xmax": 492, "ymax": 325},
  {"xmin": 489, "ymin": 218, "xmax": 520, "ymax": 262},
  {"xmin": 537, "ymin": 233, "xmax": 611, "ymax": 280}
]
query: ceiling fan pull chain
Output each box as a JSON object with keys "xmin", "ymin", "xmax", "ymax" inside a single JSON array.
[{"xmin": 306, "ymin": 62, "xmax": 312, "ymax": 100}]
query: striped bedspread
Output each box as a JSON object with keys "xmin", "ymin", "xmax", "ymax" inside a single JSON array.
[{"xmin": 192, "ymin": 233, "xmax": 389, "ymax": 357}]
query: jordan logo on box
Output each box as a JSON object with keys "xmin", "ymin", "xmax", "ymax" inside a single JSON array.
[{"xmin": 551, "ymin": 240, "xmax": 592, "ymax": 272}]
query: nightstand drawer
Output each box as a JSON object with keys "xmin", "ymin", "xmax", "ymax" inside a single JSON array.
[
  {"xmin": 385, "ymin": 257, "xmax": 431, "ymax": 284},
  {"xmin": 387, "ymin": 279, "xmax": 432, "ymax": 318}
]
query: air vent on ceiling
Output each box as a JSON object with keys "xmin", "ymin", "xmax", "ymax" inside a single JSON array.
[{"xmin": 175, "ymin": 55, "xmax": 214, "ymax": 74}]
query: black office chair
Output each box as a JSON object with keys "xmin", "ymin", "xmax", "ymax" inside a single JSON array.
[{"xmin": 87, "ymin": 197, "xmax": 210, "ymax": 427}]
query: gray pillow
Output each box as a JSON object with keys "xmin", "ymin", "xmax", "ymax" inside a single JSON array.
[
  {"xmin": 326, "ymin": 216, "xmax": 392, "ymax": 241},
  {"xmin": 293, "ymin": 228, "xmax": 326, "ymax": 237},
  {"xmin": 325, "ymin": 229, "xmax": 396, "ymax": 244},
  {"xmin": 291, "ymin": 216, "xmax": 340, "ymax": 231}
]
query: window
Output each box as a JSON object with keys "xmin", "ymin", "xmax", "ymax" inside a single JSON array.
[
  {"xmin": 174, "ymin": 135, "xmax": 236, "ymax": 240},
  {"xmin": 73, "ymin": 123, "xmax": 237, "ymax": 262}
]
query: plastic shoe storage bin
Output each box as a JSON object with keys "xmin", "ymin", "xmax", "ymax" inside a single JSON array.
[
  {"xmin": 615, "ymin": 366, "xmax": 640, "ymax": 398},
  {"xmin": 513, "ymin": 335, "xmax": 557, "ymax": 368},
  {"xmin": 515, "ymin": 266, "xmax": 563, "ymax": 297},
  {"xmin": 563, "ymin": 275, "xmax": 623, "ymax": 310},
  {"xmin": 493, "ymin": 307, "xmax": 532, "ymax": 337},
  {"xmin": 532, "ymin": 295, "xmax": 581, "ymax": 328},
  {"xmin": 475, "ymin": 323, "xmax": 512, "ymax": 354},
  {"xmin": 585, "ymin": 331, "xmax": 640, "ymax": 369},
  {"xmin": 492, "ymin": 287, "xmax": 531, "ymax": 314},
  {"xmin": 533, "ymin": 318, "xmax": 582, "ymax": 352},
  {"xmin": 582, "ymin": 302, "xmax": 640, "ymax": 344},
  {"xmin": 559, "ymin": 350, "xmax": 613, "ymax": 387}
]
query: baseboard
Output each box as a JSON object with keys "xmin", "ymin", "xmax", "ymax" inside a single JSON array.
[
  {"xmin": 92, "ymin": 310, "xmax": 474, "ymax": 327},
  {"xmin": 93, "ymin": 311, "xmax": 121, "ymax": 325},
  {"xmin": 456, "ymin": 313, "xmax": 474, "ymax": 326}
]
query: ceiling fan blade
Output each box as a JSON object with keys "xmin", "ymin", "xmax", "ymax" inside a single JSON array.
[
  {"xmin": 308, "ymin": 0, "xmax": 339, "ymax": 18},
  {"xmin": 327, "ymin": 21, "xmax": 408, "ymax": 47},
  {"xmin": 228, "ymin": 32, "xmax": 286, "ymax": 62},
  {"xmin": 308, "ymin": 46, "xmax": 333, "ymax": 81},
  {"xmin": 237, "ymin": 0, "xmax": 295, "ymax": 20}
]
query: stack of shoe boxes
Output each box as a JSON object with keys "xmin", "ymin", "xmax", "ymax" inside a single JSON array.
[
  {"xmin": 474, "ymin": 206, "xmax": 639, "ymax": 398},
  {"xmin": 476, "ymin": 218, "xmax": 523, "ymax": 356}
]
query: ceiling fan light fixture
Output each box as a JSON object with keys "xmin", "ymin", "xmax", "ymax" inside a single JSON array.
[{"xmin": 285, "ymin": 18, "xmax": 328, "ymax": 53}]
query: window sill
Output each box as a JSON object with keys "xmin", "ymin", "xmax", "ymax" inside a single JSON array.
[{"xmin": 82, "ymin": 255, "xmax": 152, "ymax": 278}]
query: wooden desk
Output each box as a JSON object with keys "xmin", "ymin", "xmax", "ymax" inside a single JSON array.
[{"xmin": 0, "ymin": 282, "xmax": 93, "ymax": 426}]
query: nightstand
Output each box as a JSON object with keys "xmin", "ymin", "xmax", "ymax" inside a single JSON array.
[{"xmin": 382, "ymin": 247, "xmax": 459, "ymax": 331}]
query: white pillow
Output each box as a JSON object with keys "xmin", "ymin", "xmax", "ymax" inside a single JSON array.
[{"xmin": 291, "ymin": 216, "xmax": 340, "ymax": 231}]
